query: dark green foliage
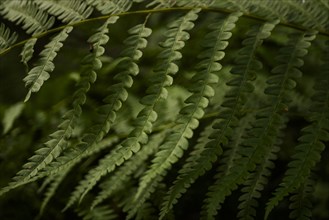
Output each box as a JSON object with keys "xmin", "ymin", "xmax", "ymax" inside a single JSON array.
[{"xmin": 0, "ymin": 0, "xmax": 328, "ymax": 219}]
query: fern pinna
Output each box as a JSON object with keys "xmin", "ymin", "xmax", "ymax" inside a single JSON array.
[{"xmin": 0, "ymin": 0, "xmax": 328, "ymax": 220}]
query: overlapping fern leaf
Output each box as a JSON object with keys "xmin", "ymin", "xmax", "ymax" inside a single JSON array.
[
  {"xmin": 91, "ymin": 131, "xmax": 166, "ymax": 209},
  {"xmin": 0, "ymin": 16, "xmax": 117, "ymax": 196},
  {"xmin": 64, "ymin": 9, "xmax": 200, "ymax": 211},
  {"xmin": 158, "ymin": 12, "xmax": 243, "ymax": 219},
  {"xmin": 265, "ymin": 40, "xmax": 329, "ymax": 219},
  {"xmin": 86, "ymin": 0, "xmax": 132, "ymax": 15},
  {"xmin": 201, "ymin": 30, "xmax": 316, "ymax": 220},
  {"xmin": 0, "ymin": 0, "xmax": 55, "ymax": 34},
  {"xmin": 61, "ymin": 18, "xmax": 152, "ymax": 210},
  {"xmin": 0, "ymin": 23, "xmax": 17, "ymax": 52},
  {"xmin": 35, "ymin": 0, "xmax": 93, "ymax": 23},
  {"xmin": 289, "ymin": 176, "xmax": 314, "ymax": 220},
  {"xmin": 23, "ymin": 26, "xmax": 73, "ymax": 101}
]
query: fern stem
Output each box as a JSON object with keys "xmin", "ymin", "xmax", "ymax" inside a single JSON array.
[{"xmin": 2, "ymin": 5, "xmax": 328, "ymax": 57}]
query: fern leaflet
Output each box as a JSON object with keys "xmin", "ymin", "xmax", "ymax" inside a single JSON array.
[
  {"xmin": 201, "ymin": 31, "xmax": 317, "ymax": 220},
  {"xmin": 23, "ymin": 26, "xmax": 73, "ymax": 102},
  {"xmin": 0, "ymin": 23, "xmax": 17, "ymax": 52},
  {"xmin": 265, "ymin": 39, "xmax": 328, "ymax": 219},
  {"xmin": 1, "ymin": 1, "xmax": 55, "ymax": 34},
  {"xmin": 91, "ymin": 131, "xmax": 166, "ymax": 209},
  {"xmin": 63, "ymin": 17, "xmax": 155, "ymax": 210},
  {"xmin": 289, "ymin": 176, "xmax": 314, "ymax": 220},
  {"xmin": 35, "ymin": 0, "xmax": 93, "ymax": 23},
  {"xmin": 158, "ymin": 12, "xmax": 244, "ymax": 218}
]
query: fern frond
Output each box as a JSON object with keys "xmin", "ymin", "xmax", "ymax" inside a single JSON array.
[
  {"xmin": 265, "ymin": 40, "xmax": 329, "ymax": 219},
  {"xmin": 0, "ymin": 17, "xmax": 118, "ymax": 197},
  {"xmin": 198, "ymin": 21, "xmax": 288, "ymax": 220},
  {"xmin": 20, "ymin": 38, "xmax": 38, "ymax": 68},
  {"xmin": 177, "ymin": 0, "xmax": 214, "ymax": 7},
  {"xmin": 63, "ymin": 17, "xmax": 153, "ymax": 210},
  {"xmin": 202, "ymin": 31, "xmax": 317, "ymax": 220},
  {"xmin": 23, "ymin": 26, "xmax": 73, "ymax": 102},
  {"xmin": 136, "ymin": 202, "xmax": 158, "ymax": 220},
  {"xmin": 39, "ymin": 166, "xmax": 71, "ymax": 216},
  {"xmin": 64, "ymin": 9, "xmax": 200, "ymax": 211},
  {"xmin": 237, "ymin": 144, "xmax": 280, "ymax": 220},
  {"xmin": 285, "ymin": 0, "xmax": 326, "ymax": 32},
  {"xmin": 35, "ymin": 0, "xmax": 93, "ymax": 23},
  {"xmin": 91, "ymin": 131, "xmax": 166, "ymax": 209},
  {"xmin": 86, "ymin": 0, "xmax": 132, "ymax": 15},
  {"xmin": 159, "ymin": 121, "xmax": 214, "ymax": 219},
  {"xmin": 289, "ymin": 176, "xmax": 314, "ymax": 220},
  {"xmin": 213, "ymin": 0, "xmax": 329, "ymax": 32},
  {"xmin": 1, "ymin": 1, "xmax": 55, "ymax": 34},
  {"xmin": 0, "ymin": 23, "xmax": 17, "ymax": 52},
  {"xmin": 146, "ymin": 0, "xmax": 176, "ymax": 8},
  {"xmin": 158, "ymin": 12, "xmax": 243, "ymax": 218}
]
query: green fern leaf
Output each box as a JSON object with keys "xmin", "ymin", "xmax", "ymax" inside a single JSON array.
[
  {"xmin": 289, "ymin": 177, "xmax": 314, "ymax": 220},
  {"xmin": 146, "ymin": 0, "xmax": 176, "ymax": 8},
  {"xmin": 159, "ymin": 122, "xmax": 215, "ymax": 219},
  {"xmin": 202, "ymin": 31, "xmax": 317, "ymax": 220},
  {"xmin": 0, "ymin": 17, "xmax": 118, "ymax": 197},
  {"xmin": 129, "ymin": 12, "xmax": 244, "ymax": 220},
  {"xmin": 63, "ymin": 17, "xmax": 154, "ymax": 210},
  {"xmin": 237, "ymin": 144, "xmax": 280, "ymax": 220},
  {"xmin": 199, "ymin": 21, "xmax": 292, "ymax": 220},
  {"xmin": 0, "ymin": 23, "xmax": 17, "ymax": 52},
  {"xmin": 214, "ymin": 0, "xmax": 329, "ymax": 32},
  {"xmin": 39, "ymin": 166, "xmax": 71, "ymax": 216},
  {"xmin": 20, "ymin": 38, "xmax": 38, "ymax": 68},
  {"xmin": 35, "ymin": 0, "xmax": 93, "ymax": 23},
  {"xmin": 86, "ymin": 0, "xmax": 132, "ymax": 15},
  {"xmin": 64, "ymin": 9, "xmax": 200, "ymax": 211},
  {"xmin": 91, "ymin": 131, "xmax": 166, "ymax": 209},
  {"xmin": 1, "ymin": 1, "xmax": 55, "ymax": 34},
  {"xmin": 265, "ymin": 40, "xmax": 329, "ymax": 219},
  {"xmin": 158, "ymin": 12, "xmax": 244, "ymax": 219},
  {"xmin": 23, "ymin": 26, "xmax": 73, "ymax": 102}
]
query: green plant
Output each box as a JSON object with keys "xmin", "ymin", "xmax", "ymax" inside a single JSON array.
[{"xmin": 0, "ymin": 0, "xmax": 328, "ymax": 219}]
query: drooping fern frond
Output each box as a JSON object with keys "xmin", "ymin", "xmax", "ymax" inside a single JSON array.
[
  {"xmin": 146, "ymin": 0, "xmax": 176, "ymax": 9},
  {"xmin": 64, "ymin": 9, "xmax": 200, "ymax": 211},
  {"xmin": 285, "ymin": 0, "xmax": 328, "ymax": 32},
  {"xmin": 39, "ymin": 165, "xmax": 71, "ymax": 216},
  {"xmin": 86, "ymin": 0, "xmax": 132, "ymax": 15},
  {"xmin": 213, "ymin": 0, "xmax": 329, "ymax": 33},
  {"xmin": 158, "ymin": 12, "xmax": 243, "ymax": 218},
  {"xmin": 91, "ymin": 131, "xmax": 166, "ymax": 209},
  {"xmin": 0, "ymin": 17, "xmax": 118, "ymax": 197},
  {"xmin": 265, "ymin": 40, "xmax": 329, "ymax": 219},
  {"xmin": 201, "ymin": 30, "xmax": 317, "ymax": 220},
  {"xmin": 23, "ymin": 26, "xmax": 73, "ymax": 101},
  {"xmin": 0, "ymin": 23, "xmax": 17, "ymax": 52},
  {"xmin": 0, "ymin": 0, "xmax": 55, "ymax": 34},
  {"xmin": 237, "ymin": 143, "xmax": 281, "ymax": 220},
  {"xmin": 159, "ymin": 121, "xmax": 215, "ymax": 219},
  {"xmin": 62, "ymin": 18, "xmax": 152, "ymax": 211},
  {"xmin": 35, "ymin": 0, "xmax": 93, "ymax": 23},
  {"xmin": 289, "ymin": 176, "xmax": 314, "ymax": 220},
  {"xmin": 20, "ymin": 38, "xmax": 38, "ymax": 68}
]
